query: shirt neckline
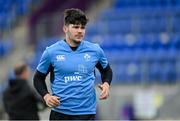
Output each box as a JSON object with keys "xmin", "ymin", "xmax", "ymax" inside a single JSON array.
[{"xmin": 62, "ymin": 39, "xmax": 84, "ymax": 52}]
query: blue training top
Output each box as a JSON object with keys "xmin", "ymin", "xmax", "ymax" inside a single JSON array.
[{"xmin": 37, "ymin": 40, "xmax": 108, "ymax": 115}]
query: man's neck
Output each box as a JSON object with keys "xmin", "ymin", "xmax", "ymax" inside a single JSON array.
[{"xmin": 65, "ymin": 38, "xmax": 79, "ymax": 47}]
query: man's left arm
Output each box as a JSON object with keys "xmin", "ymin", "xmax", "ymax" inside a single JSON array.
[
  {"xmin": 96, "ymin": 44, "xmax": 113, "ymax": 100},
  {"xmin": 96, "ymin": 63, "xmax": 112, "ymax": 100}
]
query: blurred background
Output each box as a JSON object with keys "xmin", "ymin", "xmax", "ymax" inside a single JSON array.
[{"xmin": 0, "ymin": 0, "xmax": 180, "ymax": 120}]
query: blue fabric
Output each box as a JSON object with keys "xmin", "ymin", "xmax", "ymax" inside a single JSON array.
[{"xmin": 37, "ymin": 40, "xmax": 108, "ymax": 115}]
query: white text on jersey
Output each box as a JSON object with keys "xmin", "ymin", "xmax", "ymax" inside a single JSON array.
[{"xmin": 64, "ymin": 75, "xmax": 82, "ymax": 83}]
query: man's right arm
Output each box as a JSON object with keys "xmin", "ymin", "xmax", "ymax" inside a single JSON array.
[
  {"xmin": 34, "ymin": 48, "xmax": 60, "ymax": 107},
  {"xmin": 33, "ymin": 70, "xmax": 49, "ymax": 98},
  {"xmin": 33, "ymin": 70, "xmax": 60, "ymax": 107}
]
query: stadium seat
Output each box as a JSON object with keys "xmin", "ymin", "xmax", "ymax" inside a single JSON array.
[
  {"xmin": 125, "ymin": 62, "xmax": 141, "ymax": 83},
  {"xmin": 0, "ymin": 40, "xmax": 13, "ymax": 57},
  {"xmin": 148, "ymin": 62, "xmax": 161, "ymax": 83},
  {"xmin": 160, "ymin": 62, "xmax": 177, "ymax": 83}
]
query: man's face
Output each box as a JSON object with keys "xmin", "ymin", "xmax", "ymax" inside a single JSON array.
[{"xmin": 64, "ymin": 24, "xmax": 86, "ymax": 44}]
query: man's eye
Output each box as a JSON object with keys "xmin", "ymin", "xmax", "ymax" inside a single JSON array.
[
  {"xmin": 81, "ymin": 27, "xmax": 85, "ymax": 29},
  {"xmin": 73, "ymin": 26, "xmax": 79, "ymax": 29},
  {"xmin": 73, "ymin": 26, "xmax": 85, "ymax": 29}
]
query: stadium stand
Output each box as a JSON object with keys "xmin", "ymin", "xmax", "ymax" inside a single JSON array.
[
  {"xmin": 0, "ymin": 0, "xmax": 40, "ymax": 57},
  {"xmin": 84, "ymin": 0, "xmax": 180, "ymax": 84}
]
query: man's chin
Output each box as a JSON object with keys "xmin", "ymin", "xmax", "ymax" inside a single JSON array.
[{"xmin": 73, "ymin": 39, "xmax": 82, "ymax": 44}]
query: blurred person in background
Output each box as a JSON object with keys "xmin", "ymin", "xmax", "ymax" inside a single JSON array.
[
  {"xmin": 3, "ymin": 63, "xmax": 44, "ymax": 120},
  {"xmin": 33, "ymin": 8, "xmax": 113, "ymax": 120}
]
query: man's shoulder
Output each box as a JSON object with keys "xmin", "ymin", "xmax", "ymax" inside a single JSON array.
[
  {"xmin": 83, "ymin": 41, "xmax": 100, "ymax": 50},
  {"xmin": 46, "ymin": 40, "xmax": 64, "ymax": 51}
]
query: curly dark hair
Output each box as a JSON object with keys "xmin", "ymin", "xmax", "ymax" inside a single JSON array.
[{"xmin": 64, "ymin": 8, "xmax": 89, "ymax": 26}]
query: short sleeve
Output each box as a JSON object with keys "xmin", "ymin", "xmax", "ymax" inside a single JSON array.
[
  {"xmin": 97, "ymin": 45, "xmax": 108, "ymax": 69},
  {"xmin": 37, "ymin": 48, "xmax": 51, "ymax": 74}
]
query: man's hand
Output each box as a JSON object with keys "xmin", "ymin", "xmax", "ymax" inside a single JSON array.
[
  {"xmin": 98, "ymin": 82, "xmax": 110, "ymax": 100},
  {"xmin": 43, "ymin": 93, "xmax": 60, "ymax": 108}
]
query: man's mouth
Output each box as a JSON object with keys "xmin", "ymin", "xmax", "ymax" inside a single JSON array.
[{"xmin": 75, "ymin": 35, "xmax": 83, "ymax": 38}]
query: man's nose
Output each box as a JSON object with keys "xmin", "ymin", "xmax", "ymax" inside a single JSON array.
[{"xmin": 77, "ymin": 28, "xmax": 83, "ymax": 33}]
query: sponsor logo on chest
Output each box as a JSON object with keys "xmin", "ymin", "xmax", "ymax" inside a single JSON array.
[{"xmin": 64, "ymin": 75, "xmax": 82, "ymax": 83}]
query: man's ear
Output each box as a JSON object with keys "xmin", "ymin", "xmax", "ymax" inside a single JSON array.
[{"xmin": 63, "ymin": 25, "xmax": 67, "ymax": 33}]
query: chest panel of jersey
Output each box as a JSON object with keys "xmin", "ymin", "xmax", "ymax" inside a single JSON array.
[{"xmin": 51, "ymin": 50, "xmax": 98, "ymax": 84}]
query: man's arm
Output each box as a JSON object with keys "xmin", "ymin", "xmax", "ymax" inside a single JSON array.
[
  {"xmin": 96, "ymin": 62, "xmax": 113, "ymax": 100},
  {"xmin": 33, "ymin": 70, "xmax": 60, "ymax": 107},
  {"xmin": 96, "ymin": 62, "xmax": 112, "ymax": 85},
  {"xmin": 33, "ymin": 70, "xmax": 49, "ymax": 97}
]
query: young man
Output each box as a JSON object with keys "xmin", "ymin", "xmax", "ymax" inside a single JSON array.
[
  {"xmin": 3, "ymin": 63, "xmax": 41, "ymax": 120},
  {"xmin": 33, "ymin": 8, "xmax": 112, "ymax": 120}
]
